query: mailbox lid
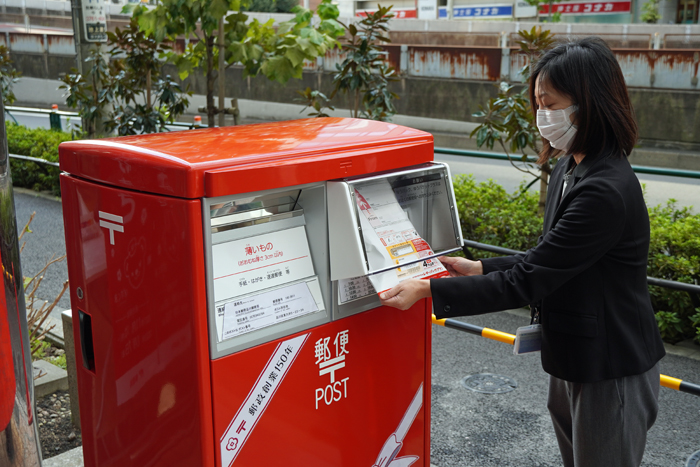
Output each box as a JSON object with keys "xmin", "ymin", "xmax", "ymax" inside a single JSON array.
[{"xmin": 59, "ymin": 118, "xmax": 433, "ymax": 199}]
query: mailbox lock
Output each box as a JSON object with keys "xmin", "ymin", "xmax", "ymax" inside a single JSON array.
[{"xmin": 77, "ymin": 287, "xmax": 84, "ymax": 300}]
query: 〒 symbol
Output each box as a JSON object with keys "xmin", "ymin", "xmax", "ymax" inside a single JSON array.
[{"xmin": 99, "ymin": 211, "xmax": 124, "ymax": 245}]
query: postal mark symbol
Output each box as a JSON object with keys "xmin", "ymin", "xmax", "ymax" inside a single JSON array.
[
  {"xmin": 99, "ymin": 211, "xmax": 124, "ymax": 246},
  {"xmin": 226, "ymin": 438, "xmax": 238, "ymax": 451}
]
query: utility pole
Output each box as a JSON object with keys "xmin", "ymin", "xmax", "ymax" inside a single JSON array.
[
  {"xmin": 70, "ymin": 0, "xmax": 110, "ymax": 136},
  {"xmin": 218, "ymin": 18, "xmax": 225, "ymax": 128}
]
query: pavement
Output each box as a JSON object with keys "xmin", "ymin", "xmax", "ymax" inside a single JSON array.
[{"xmin": 14, "ymin": 158, "xmax": 700, "ymax": 467}]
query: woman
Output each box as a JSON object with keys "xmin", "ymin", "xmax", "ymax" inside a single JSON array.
[{"xmin": 379, "ymin": 37, "xmax": 666, "ymax": 467}]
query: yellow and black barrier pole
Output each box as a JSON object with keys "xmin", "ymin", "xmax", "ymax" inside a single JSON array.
[{"xmin": 432, "ymin": 315, "xmax": 700, "ymax": 398}]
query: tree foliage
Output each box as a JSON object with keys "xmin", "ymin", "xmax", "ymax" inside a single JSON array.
[
  {"xmin": 332, "ymin": 6, "xmax": 398, "ymax": 121},
  {"xmin": 0, "ymin": 45, "xmax": 20, "ymax": 106},
  {"xmin": 59, "ymin": 17, "xmax": 191, "ymax": 137},
  {"xmin": 641, "ymin": 0, "xmax": 662, "ymax": 23},
  {"xmin": 470, "ymin": 26, "xmax": 555, "ymax": 214},
  {"xmin": 136, "ymin": 0, "xmax": 344, "ymax": 127}
]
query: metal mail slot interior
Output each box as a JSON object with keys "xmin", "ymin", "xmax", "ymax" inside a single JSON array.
[
  {"xmin": 344, "ymin": 163, "xmax": 463, "ymax": 276},
  {"xmin": 203, "ymin": 183, "xmax": 331, "ymax": 359}
]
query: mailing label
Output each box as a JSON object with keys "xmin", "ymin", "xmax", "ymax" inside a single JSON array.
[
  {"xmin": 213, "ymin": 226, "xmax": 316, "ymax": 303},
  {"xmin": 354, "ymin": 180, "xmax": 448, "ymax": 294},
  {"xmin": 338, "ymin": 276, "xmax": 376, "ymax": 304},
  {"xmin": 218, "ymin": 281, "xmax": 319, "ymax": 341}
]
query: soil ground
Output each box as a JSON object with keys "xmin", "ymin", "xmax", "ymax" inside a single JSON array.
[
  {"xmin": 37, "ymin": 390, "xmax": 82, "ymax": 459},
  {"xmin": 35, "ymin": 344, "xmax": 82, "ymax": 459}
]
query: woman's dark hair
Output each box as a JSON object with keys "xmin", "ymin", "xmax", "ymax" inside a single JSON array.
[{"xmin": 529, "ymin": 37, "xmax": 637, "ymax": 165}]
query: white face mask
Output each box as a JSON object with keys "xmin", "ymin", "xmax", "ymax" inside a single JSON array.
[{"xmin": 536, "ymin": 105, "xmax": 578, "ymax": 151}]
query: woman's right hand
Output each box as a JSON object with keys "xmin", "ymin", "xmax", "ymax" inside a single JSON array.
[{"xmin": 438, "ymin": 256, "xmax": 483, "ymax": 277}]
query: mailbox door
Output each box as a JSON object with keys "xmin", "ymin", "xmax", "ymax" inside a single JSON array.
[
  {"xmin": 211, "ymin": 302, "xmax": 431, "ymax": 467},
  {"xmin": 61, "ymin": 175, "xmax": 214, "ymax": 467}
]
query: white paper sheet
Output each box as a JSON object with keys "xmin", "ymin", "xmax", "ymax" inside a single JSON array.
[
  {"xmin": 212, "ymin": 226, "xmax": 316, "ymax": 302},
  {"xmin": 354, "ymin": 181, "xmax": 449, "ymax": 294},
  {"xmin": 220, "ymin": 281, "xmax": 319, "ymax": 341},
  {"xmin": 338, "ymin": 276, "xmax": 376, "ymax": 304}
]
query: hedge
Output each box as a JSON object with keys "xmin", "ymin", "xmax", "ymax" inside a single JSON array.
[
  {"xmin": 6, "ymin": 123, "xmax": 74, "ymax": 196},
  {"xmin": 454, "ymin": 174, "xmax": 700, "ymax": 345}
]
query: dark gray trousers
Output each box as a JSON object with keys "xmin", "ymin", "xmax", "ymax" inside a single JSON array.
[{"xmin": 547, "ymin": 364, "xmax": 660, "ymax": 467}]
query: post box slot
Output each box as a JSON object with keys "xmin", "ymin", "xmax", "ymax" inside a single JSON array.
[
  {"xmin": 78, "ymin": 310, "xmax": 95, "ymax": 373},
  {"xmin": 204, "ymin": 183, "xmax": 331, "ymax": 358},
  {"xmin": 328, "ymin": 162, "xmax": 463, "ymax": 281}
]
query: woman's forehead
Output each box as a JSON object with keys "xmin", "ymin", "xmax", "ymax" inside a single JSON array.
[{"xmin": 535, "ymin": 75, "xmax": 563, "ymax": 99}]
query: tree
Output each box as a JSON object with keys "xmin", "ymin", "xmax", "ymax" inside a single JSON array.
[
  {"xmin": 299, "ymin": 6, "xmax": 399, "ymax": 122},
  {"xmin": 470, "ymin": 27, "xmax": 555, "ymax": 214},
  {"xmin": 59, "ymin": 18, "xmax": 191, "ymax": 137},
  {"xmin": 136, "ymin": 0, "xmax": 344, "ymax": 127},
  {"xmin": 332, "ymin": 6, "xmax": 398, "ymax": 121},
  {"xmin": 59, "ymin": 49, "xmax": 113, "ymax": 138},
  {"xmin": 641, "ymin": 0, "xmax": 662, "ymax": 23},
  {"xmin": 0, "ymin": 45, "xmax": 21, "ymax": 107}
]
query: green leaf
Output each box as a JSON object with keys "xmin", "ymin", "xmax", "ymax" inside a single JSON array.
[
  {"xmin": 284, "ymin": 47, "xmax": 307, "ymax": 67},
  {"xmin": 317, "ymin": 0, "xmax": 339, "ymax": 20},
  {"xmin": 262, "ymin": 55, "xmax": 295, "ymax": 83},
  {"xmin": 209, "ymin": 0, "xmax": 229, "ymax": 20},
  {"xmin": 228, "ymin": 41, "xmax": 248, "ymax": 63}
]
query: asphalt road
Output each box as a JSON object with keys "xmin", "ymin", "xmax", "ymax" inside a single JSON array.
[{"xmin": 431, "ymin": 311, "xmax": 700, "ymax": 467}]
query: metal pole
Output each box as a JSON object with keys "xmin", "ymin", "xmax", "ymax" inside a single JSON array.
[
  {"xmin": 218, "ymin": 17, "xmax": 225, "ymax": 128},
  {"xmin": 0, "ymin": 94, "xmax": 42, "ymax": 466},
  {"xmin": 69, "ymin": 0, "xmax": 110, "ymax": 136}
]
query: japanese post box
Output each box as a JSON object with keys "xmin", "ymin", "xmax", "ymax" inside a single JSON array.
[{"xmin": 59, "ymin": 118, "xmax": 463, "ymax": 467}]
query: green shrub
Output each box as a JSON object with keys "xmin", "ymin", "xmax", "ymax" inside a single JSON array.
[
  {"xmin": 453, "ymin": 176, "xmax": 700, "ymax": 345},
  {"xmin": 6, "ymin": 123, "xmax": 73, "ymax": 195},
  {"xmin": 454, "ymin": 174, "xmax": 542, "ymax": 258},
  {"xmin": 647, "ymin": 201, "xmax": 700, "ymax": 342}
]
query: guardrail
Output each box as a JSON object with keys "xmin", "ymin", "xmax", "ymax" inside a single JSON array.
[
  {"xmin": 434, "ymin": 147, "xmax": 700, "ymax": 180},
  {"xmin": 431, "ymin": 314, "xmax": 700, "ymax": 397},
  {"xmin": 6, "ymin": 107, "xmax": 700, "ymax": 182}
]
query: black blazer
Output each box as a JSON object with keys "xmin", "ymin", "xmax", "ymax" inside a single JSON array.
[{"xmin": 431, "ymin": 152, "xmax": 665, "ymax": 383}]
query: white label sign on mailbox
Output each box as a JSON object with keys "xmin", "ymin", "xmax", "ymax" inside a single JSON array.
[
  {"xmin": 212, "ymin": 226, "xmax": 316, "ymax": 302},
  {"xmin": 219, "ymin": 281, "xmax": 319, "ymax": 341}
]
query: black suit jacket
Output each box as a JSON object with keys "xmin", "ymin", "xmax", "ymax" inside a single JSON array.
[{"xmin": 431, "ymin": 152, "xmax": 665, "ymax": 383}]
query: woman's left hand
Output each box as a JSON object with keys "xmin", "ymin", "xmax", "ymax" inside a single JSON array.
[{"xmin": 379, "ymin": 279, "xmax": 432, "ymax": 310}]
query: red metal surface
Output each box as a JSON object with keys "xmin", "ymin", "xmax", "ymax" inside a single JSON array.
[
  {"xmin": 60, "ymin": 119, "xmax": 436, "ymax": 466},
  {"xmin": 59, "ymin": 118, "xmax": 433, "ymax": 199},
  {"xmin": 60, "ymin": 175, "xmax": 214, "ymax": 467},
  {"xmin": 210, "ymin": 302, "xmax": 430, "ymax": 467},
  {"xmin": 0, "ymin": 250, "xmax": 15, "ymax": 432}
]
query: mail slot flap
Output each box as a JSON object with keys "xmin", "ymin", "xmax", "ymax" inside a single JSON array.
[{"xmin": 328, "ymin": 163, "xmax": 463, "ymax": 281}]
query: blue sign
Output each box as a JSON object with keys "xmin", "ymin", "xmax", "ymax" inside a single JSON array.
[{"xmin": 438, "ymin": 4, "xmax": 513, "ymax": 18}]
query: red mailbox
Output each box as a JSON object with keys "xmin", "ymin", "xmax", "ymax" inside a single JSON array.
[{"xmin": 60, "ymin": 118, "xmax": 463, "ymax": 467}]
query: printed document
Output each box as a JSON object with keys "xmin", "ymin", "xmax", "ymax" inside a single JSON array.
[{"xmin": 355, "ymin": 180, "xmax": 448, "ymax": 294}]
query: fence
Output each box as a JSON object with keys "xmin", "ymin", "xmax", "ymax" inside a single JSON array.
[{"xmin": 2, "ymin": 27, "xmax": 699, "ymax": 90}]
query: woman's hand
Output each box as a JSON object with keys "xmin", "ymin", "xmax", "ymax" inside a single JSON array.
[
  {"xmin": 379, "ymin": 279, "xmax": 431, "ymax": 310},
  {"xmin": 439, "ymin": 256, "xmax": 483, "ymax": 277}
]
